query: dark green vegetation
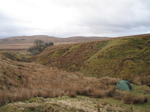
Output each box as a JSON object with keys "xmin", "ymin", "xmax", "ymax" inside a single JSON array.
[
  {"xmin": 35, "ymin": 34, "xmax": 150, "ymax": 86},
  {"xmin": 28, "ymin": 40, "xmax": 54, "ymax": 55},
  {"xmin": 2, "ymin": 52, "xmax": 31, "ymax": 62}
]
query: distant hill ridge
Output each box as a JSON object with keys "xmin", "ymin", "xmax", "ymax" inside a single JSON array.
[{"xmin": 0, "ymin": 35, "xmax": 108, "ymax": 44}]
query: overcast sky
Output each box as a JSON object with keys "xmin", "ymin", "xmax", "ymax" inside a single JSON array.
[{"xmin": 0, "ymin": 0, "xmax": 150, "ymax": 38}]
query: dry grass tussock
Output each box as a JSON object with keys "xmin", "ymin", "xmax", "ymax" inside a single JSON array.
[
  {"xmin": 0, "ymin": 54, "xmax": 148, "ymax": 105},
  {"xmin": 114, "ymin": 90, "xmax": 148, "ymax": 104}
]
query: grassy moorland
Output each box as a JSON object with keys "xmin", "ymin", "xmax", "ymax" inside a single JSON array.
[
  {"xmin": 0, "ymin": 52, "xmax": 149, "ymax": 111},
  {"xmin": 0, "ymin": 34, "xmax": 150, "ymax": 112},
  {"xmin": 35, "ymin": 34, "xmax": 150, "ymax": 86}
]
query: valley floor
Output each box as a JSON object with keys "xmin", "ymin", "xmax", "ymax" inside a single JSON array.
[{"xmin": 0, "ymin": 95, "xmax": 150, "ymax": 112}]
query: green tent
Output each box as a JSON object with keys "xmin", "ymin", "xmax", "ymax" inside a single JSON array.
[{"xmin": 116, "ymin": 80, "xmax": 132, "ymax": 91}]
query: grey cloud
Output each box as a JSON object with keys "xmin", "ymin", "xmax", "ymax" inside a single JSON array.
[
  {"xmin": 75, "ymin": 0, "xmax": 150, "ymax": 36},
  {"xmin": 0, "ymin": 0, "xmax": 150, "ymax": 38},
  {"xmin": 0, "ymin": 12, "xmax": 37, "ymax": 38}
]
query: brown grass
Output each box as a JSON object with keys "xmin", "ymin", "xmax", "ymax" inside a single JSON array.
[
  {"xmin": 113, "ymin": 90, "xmax": 148, "ymax": 104},
  {"xmin": 123, "ymin": 94, "xmax": 148, "ymax": 104},
  {"xmin": 0, "ymin": 54, "xmax": 148, "ymax": 106},
  {"xmin": 34, "ymin": 34, "xmax": 150, "ymax": 86},
  {"xmin": 0, "ymin": 56, "xmax": 119, "ymax": 105},
  {"xmin": 133, "ymin": 76, "xmax": 150, "ymax": 86},
  {"xmin": 0, "ymin": 44, "xmax": 33, "ymax": 50}
]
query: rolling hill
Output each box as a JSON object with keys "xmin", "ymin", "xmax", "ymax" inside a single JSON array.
[
  {"xmin": 0, "ymin": 52, "xmax": 122, "ymax": 106},
  {"xmin": 0, "ymin": 35, "xmax": 108, "ymax": 44},
  {"xmin": 35, "ymin": 34, "xmax": 150, "ymax": 85}
]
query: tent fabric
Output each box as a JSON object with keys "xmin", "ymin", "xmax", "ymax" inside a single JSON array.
[{"xmin": 116, "ymin": 80, "xmax": 132, "ymax": 91}]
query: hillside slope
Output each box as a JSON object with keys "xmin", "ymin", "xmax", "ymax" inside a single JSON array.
[
  {"xmin": 0, "ymin": 53, "xmax": 120, "ymax": 105},
  {"xmin": 0, "ymin": 49, "xmax": 149, "ymax": 112},
  {"xmin": 35, "ymin": 34, "xmax": 150, "ymax": 85},
  {"xmin": 0, "ymin": 54, "xmax": 85, "ymax": 104}
]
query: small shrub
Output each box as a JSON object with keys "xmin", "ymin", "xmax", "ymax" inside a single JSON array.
[
  {"xmin": 28, "ymin": 40, "xmax": 54, "ymax": 55},
  {"xmin": 28, "ymin": 46, "xmax": 40, "ymax": 55}
]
